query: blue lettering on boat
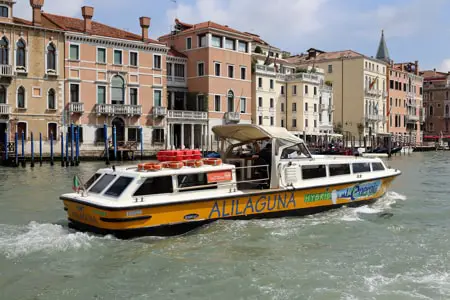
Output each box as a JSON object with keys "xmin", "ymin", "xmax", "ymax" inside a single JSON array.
[
  {"xmin": 208, "ymin": 191, "xmax": 296, "ymax": 219},
  {"xmin": 336, "ymin": 180, "xmax": 381, "ymax": 201},
  {"xmin": 243, "ymin": 198, "xmax": 254, "ymax": 215}
]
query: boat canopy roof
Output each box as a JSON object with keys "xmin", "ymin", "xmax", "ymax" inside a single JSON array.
[{"xmin": 212, "ymin": 124, "xmax": 303, "ymax": 145}]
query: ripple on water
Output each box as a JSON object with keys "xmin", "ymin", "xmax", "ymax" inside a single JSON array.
[{"xmin": 0, "ymin": 221, "xmax": 107, "ymax": 259}]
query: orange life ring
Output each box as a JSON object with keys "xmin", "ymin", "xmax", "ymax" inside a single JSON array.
[
  {"xmin": 184, "ymin": 159, "xmax": 204, "ymax": 168},
  {"xmin": 162, "ymin": 161, "xmax": 184, "ymax": 169},
  {"xmin": 203, "ymin": 158, "xmax": 222, "ymax": 166},
  {"xmin": 137, "ymin": 162, "xmax": 162, "ymax": 171}
]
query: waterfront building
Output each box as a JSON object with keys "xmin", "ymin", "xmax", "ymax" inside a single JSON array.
[
  {"xmin": 0, "ymin": 0, "xmax": 65, "ymax": 141},
  {"xmin": 389, "ymin": 62, "xmax": 424, "ymax": 145},
  {"xmin": 420, "ymin": 69, "xmax": 450, "ymax": 137},
  {"xmin": 248, "ymin": 33, "xmax": 284, "ymax": 127},
  {"xmin": 248, "ymin": 34, "xmax": 334, "ymax": 139},
  {"xmin": 376, "ymin": 30, "xmax": 424, "ymax": 145},
  {"xmin": 159, "ymin": 19, "xmax": 252, "ymax": 148},
  {"xmin": 38, "ymin": 4, "xmax": 168, "ymax": 149},
  {"xmin": 280, "ymin": 66, "xmax": 334, "ymax": 138},
  {"xmin": 166, "ymin": 47, "xmax": 208, "ymax": 149},
  {"xmin": 287, "ymin": 48, "xmax": 388, "ymax": 139}
]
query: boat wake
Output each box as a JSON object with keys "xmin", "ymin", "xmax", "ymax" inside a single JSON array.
[
  {"xmin": 209, "ymin": 191, "xmax": 408, "ymax": 236},
  {"xmin": 0, "ymin": 221, "xmax": 112, "ymax": 259}
]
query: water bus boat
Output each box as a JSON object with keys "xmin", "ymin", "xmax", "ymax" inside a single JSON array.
[{"xmin": 60, "ymin": 125, "xmax": 401, "ymax": 238}]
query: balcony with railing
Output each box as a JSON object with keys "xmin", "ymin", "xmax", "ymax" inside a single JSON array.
[
  {"xmin": 167, "ymin": 110, "xmax": 207, "ymax": 120},
  {"xmin": 0, "ymin": 65, "xmax": 13, "ymax": 77},
  {"xmin": 255, "ymin": 65, "xmax": 276, "ymax": 75},
  {"xmin": 283, "ymin": 73, "xmax": 320, "ymax": 84},
  {"xmin": 0, "ymin": 103, "xmax": 11, "ymax": 114},
  {"xmin": 152, "ymin": 106, "xmax": 167, "ymax": 118},
  {"xmin": 69, "ymin": 102, "xmax": 84, "ymax": 114},
  {"xmin": 365, "ymin": 114, "xmax": 378, "ymax": 121},
  {"xmin": 364, "ymin": 87, "xmax": 378, "ymax": 97},
  {"xmin": 320, "ymin": 85, "xmax": 332, "ymax": 93},
  {"xmin": 167, "ymin": 76, "xmax": 187, "ymax": 87},
  {"xmin": 406, "ymin": 114, "xmax": 419, "ymax": 122},
  {"xmin": 225, "ymin": 112, "xmax": 241, "ymax": 123},
  {"xmin": 319, "ymin": 122, "xmax": 333, "ymax": 131},
  {"xmin": 95, "ymin": 104, "xmax": 142, "ymax": 116}
]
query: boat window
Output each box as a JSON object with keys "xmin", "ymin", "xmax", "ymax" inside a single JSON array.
[
  {"xmin": 104, "ymin": 176, "xmax": 134, "ymax": 197},
  {"xmin": 353, "ymin": 162, "xmax": 371, "ymax": 173},
  {"xmin": 178, "ymin": 173, "xmax": 217, "ymax": 192},
  {"xmin": 372, "ymin": 162, "xmax": 385, "ymax": 171},
  {"xmin": 329, "ymin": 164, "xmax": 351, "ymax": 176},
  {"xmin": 281, "ymin": 143, "xmax": 311, "ymax": 159},
  {"xmin": 85, "ymin": 173, "xmax": 102, "ymax": 189},
  {"xmin": 302, "ymin": 165, "xmax": 326, "ymax": 179},
  {"xmin": 133, "ymin": 176, "xmax": 173, "ymax": 196},
  {"xmin": 89, "ymin": 174, "xmax": 116, "ymax": 193}
]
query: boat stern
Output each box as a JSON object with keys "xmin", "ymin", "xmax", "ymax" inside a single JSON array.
[{"xmin": 61, "ymin": 194, "xmax": 107, "ymax": 230}]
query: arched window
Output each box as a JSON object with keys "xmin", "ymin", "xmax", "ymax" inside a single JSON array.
[
  {"xmin": 429, "ymin": 105, "xmax": 434, "ymax": 116},
  {"xmin": 227, "ymin": 90, "xmax": 234, "ymax": 112},
  {"xmin": 111, "ymin": 76, "xmax": 125, "ymax": 104},
  {"xmin": 47, "ymin": 43, "xmax": 56, "ymax": 71},
  {"xmin": 17, "ymin": 122, "xmax": 27, "ymax": 140},
  {"xmin": 0, "ymin": 6, "xmax": 8, "ymax": 18},
  {"xmin": 16, "ymin": 39, "xmax": 26, "ymax": 68},
  {"xmin": 17, "ymin": 86, "xmax": 25, "ymax": 108},
  {"xmin": 0, "ymin": 85, "xmax": 6, "ymax": 104},
  {"xmin": 48, "ymin": 89, "xmax": 56, "ymax": 109},
  {"xmin": 0, "ymin": 37, "xmax": 8, "ymax": 65}
]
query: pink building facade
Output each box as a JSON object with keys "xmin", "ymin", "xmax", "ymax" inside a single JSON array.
[
  {"xmin": 160, "ymin": 19, "xmax": 253, "ymax": 149},
  {"xmin": 388, "ymin": 62, "xmax": 423, "ymax": 145},
  {"xmin": 40, "ymin": 7, "xmax": 169, "ymax": 148}
]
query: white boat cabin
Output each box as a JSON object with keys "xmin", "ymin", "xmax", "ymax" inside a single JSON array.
[{"xmin": 70, "ymin": 125, "xmax": 399, "ymax": 208}]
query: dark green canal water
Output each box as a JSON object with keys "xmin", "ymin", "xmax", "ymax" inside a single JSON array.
[{"xmin": 0, "ymin": 153, "xmax": 449, "ymax": 299}]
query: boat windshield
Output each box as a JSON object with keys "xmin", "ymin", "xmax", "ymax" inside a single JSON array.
[{"xmin": 280, "ymin": 143, "xmax": 311, "ymax": 159}]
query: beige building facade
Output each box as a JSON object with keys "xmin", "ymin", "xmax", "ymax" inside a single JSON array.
[
  {"xmin": 288, "ymin": 48, "xmax": 388, "ymax": 138},
  {"xmin": 0, "ymin": 0, "xmax": 64, "ymax": 142}
]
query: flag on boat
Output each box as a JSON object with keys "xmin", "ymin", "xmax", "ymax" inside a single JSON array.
[{"xmin": 72, "ymin": 175, "xmax": 81, "ymax": 192}]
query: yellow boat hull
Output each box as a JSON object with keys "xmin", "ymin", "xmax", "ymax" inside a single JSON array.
[{"xmin": 62, "ymin": 176, "xmax": 397, "ymax": 237}]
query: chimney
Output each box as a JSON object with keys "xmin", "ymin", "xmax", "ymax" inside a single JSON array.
[
  {"xmin": 415, "ymin": 60, "xmax": 419, "ymax": 75},
  {"xmin": 30, "ymin": 0, "xmax": 44, "ymax": 26},
  {"xmin": 140, "ymin": 17, "xmax": 151, "ymax": 41},
  {"xmin": 81, "ymin": 6, "xmax": 94, "ymax": 33}
]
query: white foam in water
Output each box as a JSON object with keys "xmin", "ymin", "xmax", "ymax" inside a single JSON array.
[
  {"xmin": 386, "ymin": 191, "xmax": 407, "ymax": 201},
  {"xmin": 0, "ymin": 221, "xmax": 96, "ymax": 259}
]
